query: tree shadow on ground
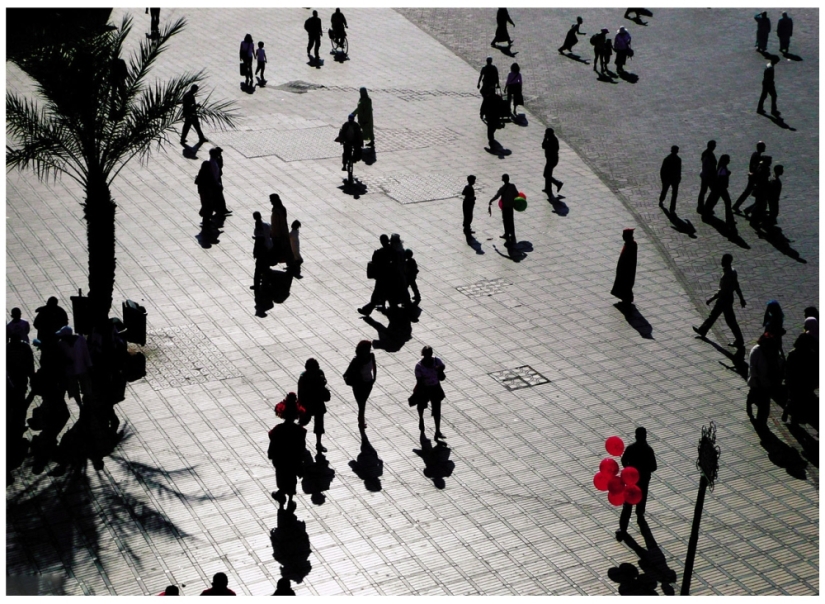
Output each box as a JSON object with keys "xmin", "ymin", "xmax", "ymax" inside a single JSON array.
[
  {"xmin": 751, "ymin": 222, "xmax": 807, "ymax": 263},
  {"xmin": 661, "ymin": 206, "xmax": 696, "ymax": 238},
  {"xmin": 348, "ymin": 427, "xmax": 383, "ymax": 492},
  {"xmin": 300, "ymin": 450, "xmax": 335, "ymax": 505},
  {"xmin": 751, "ymin": 419, "xmax": 808, "ymax": 480},
  {"xmin": 610, "ymin": 518, "xmax": 677, "ymax": 595},
  {"xmin": 270, "ymin": 504, "xmax": 312, "ymax": 585},
  {"xmin": 614, "ymin": 302, "xmax": 653, "ymax": 339},
  {"xmin": 361, "ymin": 308, "xmax": 413, "ymax": 352},
  {"xmin": 413, "ymin": 432, "xmax": 454, "ymax": 490}
]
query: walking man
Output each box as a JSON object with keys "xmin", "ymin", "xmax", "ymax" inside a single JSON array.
[
  {"xmin": 616, "ymin": 427, "xmax": 657, "ymax": 542},
  {"xmin": 542, "ymin": 128, "xmax": 564, "ymax": 195},
  {"xmin": 358, "ymin": 234, "xmax": 392, "ymax": 316},
  {"xmin": 702, "ymin": 154, "xmax": 736, "ymax": 231},
  {"xmin": 462, "ymin": 175, "xmax": 476, "ymax": 237},
  {"xmin": 477, "ymin": 57, "xmax": 500, "ymax": 97},
  {"xmin": 180, "ymin": 84, "xmax": 207, "ymax": 145},
  {"xmin": 732, "ymin": 141, "xmax": 765, "ymax": 212},
  {"xmin": 777, "ymin": 12, "xmax": 793, "ymax": 54},
  {"xmin": 744, "ymin": 155, "xmax": 773, "ymax": 222},
  {"xmin": 658, "ymin": 145, "xmax": 681, "ymax": 213},
  {"xmin": 693, "ymin": 253, "xmax": 746, "ymax": 349},
  {"xmin": 488, "ymin": 173, "xmax": 519, "ymax": 248},
  {"xmin": 305, "ymin": 10, "xmax": 323, "ymax": 65},
  {"xmin": 697, "ymin": 140, "xmax": 717, "ymax": 214},
  {"xmin": 756, "ymin": 57, "xmax": 780, "ymax": 116}
]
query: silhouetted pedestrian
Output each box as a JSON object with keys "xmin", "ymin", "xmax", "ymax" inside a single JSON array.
[
  {"xmin": 480, "ymin": 92, "xmax": 504, "ymax": 147},
  {"xmin": 158, "ymin": 585, "xmax": 179, "ymax": 596},
  {"xmin": 149, "ymin": 8, "xmax": 160, "ymax": 37},
  {"xmin": 462, "ymin": 175, "xmax": 477, "ymax": 236},
  {"xmin": 269, "ymin": 194, "xmax": 294, "ymax": 267},
  {"xmin": 387, "ymin": 234, "xmax": 411, "ymax": 308},
  {"xmin": 658, "ymin": 145, "xmax": 681, "ymax": 212},
  {"xmin": 33, "ymin": 296, "xmax": 68, "ymax": 345},
  {"xmin": 489, "ymin": 173, "xmax": 519, "ymax": 247},
  {"xmin": 624, "ymin": 8, "xmax": 653, "ymax": 23},
  {"xmin": 492, "ymin": 8, "xmax": 514, "ymax": 49},
  {"xmin": 591, "ymin": 28, "xmax": 609, "ymax": 73},
  {"xmin": 352, "ymin": 87, "xmax": 374, "ymax": 148},
  {"xmin": 732, "ymin": 141, "xmax": 766, "ymax": 212},
  {"xmin": 411, "ymin": 346, "xmax": 447, "ymax": 441},
  {"xmin": 304, "ymin": 10, "xmax": 323, "ymax": 65},
  {"xmin": 613, "ymin": 27, "xmax": 632, "ymax": 73},
  {"xmin": 696, "ymin": 140, "xmax": 717, "ymax": 214},
  {"xmin": 504, "ymin": 63, "xmax": 523, "ymax": 117},
  {"xmin": 212, "ymin": 147, "xmax": 231, "ymax": 216},
  {"xmin": 783, "ymin": 319, "xmax": 818, "ymax": 425},
  {"xmin": 337, "ymin": 113, "xmax": 363, "ymax": 172},
  {"xmin": 255, "ymin": 41, "xmax": 267, "ymax": 82},
  {"xmin": 251, "ymin": 211, "xmax": 273, "ymax": 290},
  {"xmin": 477, "ymin": 57, "xmax": 500, "ymax": 97},
  {"xmin": 195, "ymin": 152, "xmax": 219, "ymax": 237},
  {"xmin": 746, "ymin": 332, "xmax": 781, "ymax": 426},
  {"xmin": 343, "ymin": 340, "xmax": 376, "ymax": 429},
  {"xmin": 7, "ymin": 307, "xmax": 30, "ymax": 344},
  {"xmin": 180, "ymin": 86, "xmax": 208, "ymax": 145},
  {"xmin": 330, "ymin": 8, "xmax": 348, "ymax": 46},
  {"xmin": 616, "ymin": 427, "xmax": 657, "ymax": 542},
  {"xmin": 610, "ymin": 228, "xmax": 637, "ymax": 307},
  {"xmin": 405, "ymin": 249, "xmax": 420, "ymax": 305},
  {"xmin": 200, "ymin": 572, "xmax": 236, "ymax": 596},
  {"xmin": 756, "ymin": 57, "xmax": 780, "ymax": 116},
  {"xmin": 7, "ymin": 333, "xmax": 34, "ymax": 464},
  {"xmin": 703, "ymin": 154, "xmax": 736, "ymax": 231},
  {"xmin": 693, "ymin": 253, "xmax": 746, "ymax": 348},
  {"xmin": 558, "ymin": 16, "xmax": 585, "ymax": 54},
  {"xmin": 56, "ymin": 325, "xmax": 92, "ymax": 402},
  {"xmin": 754, "ymin": 11, "xmax": 770, "ymax": 51},
  {"xmin": 358, "ymin": 234, "xmax": 391, "ymax": 316},
  {"xmin": 288, "ymin": 220, "xmax": 303, "ymax": 278},
  {"xmin": 240, "ymin": 33, "xmax": 255, "ymax": 87},
  {"xmin": 765, "ymin": 164, "xmax": 784, "ymax": 225},
  {"xmin": 269, "ymin": 393, "xmax": 307, "ymax": 509},
  {"xmin": 542, "ymin": 128, "xmax": 564, "ymax": 195},
  {"xmin": 297, "ymin": 358, "xmax": 331, "ymax": 453},
  {"xmin": 744, "ymin": 156, "xmax": 772, "ymax": 223},
  {"xmin": 777, "ymin": 12, "xmax": 793, "ymax": 54},
  {"xmin": 273, "ymin": 578, "xmax": 296, "ymax": 596},
  {"xmin": 600, "ymin": 37, "xmax": 613, "ymax": 73}
]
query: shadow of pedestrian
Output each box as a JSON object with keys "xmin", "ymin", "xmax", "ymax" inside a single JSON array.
[
  {"xmin": 256, "ymin": 76, "xmax": 267, "ymax": 88},
  {"xmin": 782, "ymin": 52, "xmax": 803, "ymax": 61},
  {"xmin": 338, "ymin": 178, "xmax": 368, "ymax": 199},
  {"xmin": 549, "ymin": 195, "xmax": 569, "ymax": 216},
  {"xmin": 465, "ymin": 234, "xmax": 485, "ymax": 254},
  {"xmin": 607, "ymin": 561, "xmax": 658, "ymax": 595},
  {"xmin": 413, "ymin": 433, "xmax": 454, "ymax": 490},
  {"xmin": 786, "ymin": 422, "xmax": 819, "ymax": 468},
  {"xmin": 348, "ymin": 427, "xmax": 383, "ymax": 492},
  {"xmin": 332, "ymin": 51, "xmax": 349, "ymax": 63},
  {"xmin": 240, "ymin": 81, "xmax": 256, "ymax": 94},
  {"xmin": 612, "ymin": 519, "xmax": 677, "ymax": 595},
  {"xmin": 751, "ymin": 419, "xmax": 808, "ymax": 480},
  {"xmin": 307, "ymin": 57, "xmax": 324, "ymax": 68},
  {"xmin": 512, "ymin": 113, "xmax": 528, "ymax": 127},
  {"xmin": 614, "ymin": 303, "xmax": 654, "ymax": 339},
  {"xmin": 269, "ymin": 505, "xmax": 312, "ymax": 584},
  {"xmin": 661, "ymin": 207, "xmax": 697, "ymax": 238},
  {"xmin": 618, "ymin": 70, "xmax": 639, "ymax": 84},
  {"xmin": 756, "ymin": 110, "xmax": 796, "ymax": 131},
  {"xmin": 493, "ymin": 240, "xmax": 532, "ymax": 262},
  {"xmin": 301, "ymin": 450, "xmax": 336, "ymax": 505},
  {"xmin": 626, "ymin": 15, "xmax": 649, "ymax": 26},
  {"xmin": 495, "ymin": 46, "xmax": 518, "ymax": 58},
  {"xmin": 485, "ymin": 142, "xmax": 512, "ymax": 158},
  {"xmin": 195, "ymin": 228, "xmax": 221, "ymax": 248},
  {"xmin": 752, "ymin": 223, "xmax": 807, "ymax": 263},
  {"xmin": 700, "ymin": 212, "xmax": 750, "ymax": 248},
  {"xmin": 182, "ymin": 140, "xmax": 205, "ymax": 160},
  {"xmin": 560, "ymin": 52, "xmax": 589, "ymax": 64},
  {"xmin": 361, "ymin": 147, "xmax": 376, "ymax": 165},
  {"xmin": 361, "ymin": 308, "xmax": 412, "ymax": 353},
  {"xmin": 596, "ymin": 72, "xmax": 618, "ymax": 84},
  {"xmin": 254, "ymin": 270, "xmax": 293, "ymax": 316},
  {"xmin": 695, "ymin": 335, "xmax": 749, "ymax": 379}
]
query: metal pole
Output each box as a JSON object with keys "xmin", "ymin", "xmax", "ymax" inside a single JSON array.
[{"xmin": 680, "ymin": 475, "xmax": 708, "ymax": 595}]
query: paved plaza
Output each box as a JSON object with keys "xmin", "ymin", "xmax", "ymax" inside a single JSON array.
[{"xmin": 6, "ymin": 8, "xmax": 819, "ymax": 596}]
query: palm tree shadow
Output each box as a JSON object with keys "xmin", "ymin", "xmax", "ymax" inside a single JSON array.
[
  {"xmin": 661, "ymin": 206, "xmax": 697, "ymax": 238},
  {"xmin": 270, "ymin": 504, "xmax": 312, "ymax": 584},
  {"xmin": 752, "ymin": 223, "xmax": 807, "ymax": 263},
  {"xmin": 300, "ymin": 450, "xmax": 335, "ymax": 505},
  {"xmin": 752, "ymin": 419, "xmax": 808, "ymax": 480},
  {"xmin": 348, "ymin": 427, "xmax": 384, "ymax": 492},
  {"xmin": 413, "ymin": 433, "xmax": 454, "ymax": 490},
  {"xmin": 614, "ymin": 302, "xmax": 653, "ymax": 339}
]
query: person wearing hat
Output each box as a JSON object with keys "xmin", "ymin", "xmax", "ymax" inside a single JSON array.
[
  {"xmin": 477, "ymin": 56, "xmax": 500, "ymax": 98},
  {"xmin": 180, "ymin": 84, "xmax": 208, "ymax": 145},
  {"xmin": 268, "ymin": 393, "xmax": 307, "ymax": 510},
  {"xmin": 591, "ymin": 28, "xmax": 609, "ymax": 74},
  {"xmin": 488, "ymin": 173, "xmax": 519, "ymax": 248},
  {"xmin": 558, "ymin": 16, "xmax": 585, "ymax": 54},
  {"xmin": 776, "ymin": 12, "xmax": 793, "ymax": 54},
  {"xmin": 352, "ymin": 87, "xmax": 374, "ymax": 148},
  {"xmin": 613, "ymin": 26, "xmax": 632, "ymax": 73},
  {"xmin": 616, "ymin": 427, "xmax": 657, "ymax": 542},
  {"xmin": 337, "ymin": 113, "xmax": 363, "ymax": 172},
  {"xmin": 610, "ymin": 229, "xmax": 637, "ymax": 307}
]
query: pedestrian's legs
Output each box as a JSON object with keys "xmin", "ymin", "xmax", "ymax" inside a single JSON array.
[
  {"xmin": 767, "ymin": 194, "xmax": 778, "ymax": 223},
  {"xmin": 314, "ymin": 412, "xmax": 326, "ymax": 451},
  {"xmin": 733, "ymin": 178, "xmax": 754, "ymax": 210},
  {"xmin": 410, "ymin": 280, "xmax": 420, "ymax": 303},
  {"xmin": 619, "ymin": 503, "xmax": 632, "ymax": 533},
  {"xmin": 487, "ymin": 122, "xmax": 496, "ymax": 146},
  {"xmin": 703, "ymin": 189, "xmax": 720, "ymax": 214},
  {"xmin": 192, "ymin": 117, "xmax": 206, "ymax": 143},
  {"xmin": 463, "ymin": 203, "xmax": 474, "ymax": 234},
  {"xmin": 313, "ymin": 36, "xmax": 321, "ymax": 59},
  {"xmin": 767, "ymin": 86, "xmax": 778, "ymax": 114},
  {"xmin": 659, "ymin": 181, "xmax": 670, "ymax": 204},
  {"xmin": 181, "ymin": 117, "xmax": 192, "ymax": 142},
  {"xmin": 307, "ymin": 36, "xmax": 313, "ymax": 56},
  {"xmin": 757, "ymin": 86, "xmax": 769, "ymax": 112},
  {"xmin": 417, "ymin": 404, "xmax": 425, "ymax": 432},
  {"xmin": 668, "ymin": 182, "xmax": 679, "ymax": 214},
  {"xmin": 432, "ymin": 397, "xmax": 443, "ymax": 438},
  {"xmin": 593, "ymin": 49, "xmax": 601, "ymax": 72},
  {"xmin": 635, "ymin": 480, "xmax": 650, "ymax": 517},
  {"xmin": 503, "ymin": 208, "xmax": 516, "ymax": 246},
  {"xmin": 697, "ymin": 177, "xmax": 710, "ymax": 212},
  {"xmin": 722, "ymin": 304, "xmax": 744, "ymax": 346},
  {"xmin": 697, "ymin": 298, "xmax": 726, "ymax": 336},
  {"xmin": 721, "ymin": 189, "xmax": 735, "ymax": 229}
]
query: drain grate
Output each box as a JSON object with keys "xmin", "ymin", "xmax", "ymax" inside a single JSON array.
[
  {"xmin": 489, "ymin": 366, "xmax": 550, "ymax": 391},
  {"xmin": 456, "ymin": 278, "xmax": 510, "ymax": 297}
]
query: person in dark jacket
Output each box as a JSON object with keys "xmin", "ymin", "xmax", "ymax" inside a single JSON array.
[
  {"xmin": 491, "ymin": 8, "xmax": 514, "ymax": 48},
  {"xmin": 756, "ymin": 57, "xmax": 780, "ymax": 116},
  {"xmin": 743, "ymin": 156, "xmax": 773, "ymax": 223},
  {"xmin": 754, "ymin": 11, "xmax": 770, "ymax": 51},
  {"xmin": 558, "ymin": 17, "xmax": 585, "ymax": 54},
  {"xmin": 480, "ymin": 91, "xmax": 504, "ymax": 147},
  {"xmin": 269, "ymin": 393, "xmax": 307, "ymax": 509},
  {"xmin": 613, "ymin": 26, "xmax": 632, "ymax": 73},
  {"xmin": 697, "ymin": 140, "xmax": 717, "ymax": 214},
  {"xmin": 180, "ymin": 84, "xmax": 208, "ymax": 145},
  {"xmin": 343, "ymin": 340, "xmax": 377, "ymax": 429},
  {"xmin": 33, "ymin": 297, "xmax": 69, "ymax": 345},
  {"xmin": 304, "ymin": 10, "xmax": 323, "ymax": 64},
  {"xmin": 542, "ymin": 128, "xmax": 564, "ymax": 195},
  {"xmin": 733, "ymin": 141, "xmax": 766, "ymax": 212},
  {"xmin": 359, "ymin": 234, "xmax": 391, "ymax": 316},
  {"xmin": 777, "ymin": 12, "xmax": 793, "ymax": 54},
  {"xmin": 488, "ymin": 173, "xmax": 519, "ymax": 248},
  {"xmin": 297, "ymin": 358, "xmax": 330, "ymax": 453},
  {"xmin": 200, "ymin": 572, "xmax": 236, "ymax": 596},
  {"xmin": 658, "ymin": 145, "xmax": 681, "ymax": 213},
  {"xmin": 765, "ymin": 164, "xmax": 784, "ymax": 225},
  {"xmin": 477, "ymin": 56, "xmax": 500, "ymax": 97},
  {"xmin": 591, "ymin": 28, "xmax": 608, "ymax": 74},
  {"xmin": 330, "ymin": 8, "xmax": 348, "ymax": 44},
  {"xmin": 616, "ymin": 427, "xmax": 657, "ymax": 542},
  {"xmin": 610, "ymin": 229, "xmax": 637, "ymax": 307},
  {"xmin": 703, "ymin": 154, "xmax": 736, "ymax": 231}
]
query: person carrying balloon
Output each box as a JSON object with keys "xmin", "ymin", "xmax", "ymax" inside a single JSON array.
[
  {"xmin": 616, "ymin": 427, "xmax": 657, "ymax": 542},
  {"xmin": 488, "ymin": 174, "xmax": 527, "ymax": 248}
]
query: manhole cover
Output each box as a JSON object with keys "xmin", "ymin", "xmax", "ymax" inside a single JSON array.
[
  {"xmin": 489, "ymin": 366, "xmax": 550, "ymax": 391},
  {"xmin": 456, "ymin": 278, "xmax": 509, "ymax": 297}
]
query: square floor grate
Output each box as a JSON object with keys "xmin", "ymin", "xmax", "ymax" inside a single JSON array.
[
  {"xmin": 489, "ymin": 366, "xmax": 550, "ymax": 391},
  {"xmin": 456, "ymin": 278, "xmax": 509, "ymax": 297}
]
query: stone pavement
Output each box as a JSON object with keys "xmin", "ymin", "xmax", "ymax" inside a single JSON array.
[{"xmin": 5, "ymin": 8, "xmax": 818, "ymax": 596}]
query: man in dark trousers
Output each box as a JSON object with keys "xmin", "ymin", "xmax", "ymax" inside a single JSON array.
[
  {"xmin": 462, "ymin": 175, "xmax": 476, "ymax": 237},
  {"xmin": 480, "ymin": 92, "xmax": 504, "ymax": 148},
  {"xmin": 777, "ymin": 12, "xmax": 793, "ymax": 54},
  {"xmin": 358, "ymin": 234, "xmax": 391, "ymax": 316},
  {"xmin": 194, "ymin": 148, "xmax": 223, "ymax": 236},
  {"xmin": 610, "ymin": 228, "xmax": 637, "ymax": 307},
  {"xmin": 591, "ymin": 28, "xmax": 609, "ymax": 74},
  {"xmin": 754, "ymin": 11, "xmax": 770, "ymax": 51},
  {"xmin": 477, "ymin": 57, "xmax": 500, "ymax": 97},
  {"xmin": 697, "ymin": 140, "xmax": 717, "ymax": 214},
  {"xmin": 616, "ymin": 427, "xmax": 657, "ymax": 542},
  {"xmin": 658, "ymin": 145, "xmax": 681, "ymax": 213},
  {"xmin": 757, "ymin": 57, "xmax": 780, "ymax": 116},
  {"xmin": 304, "ymin": 10, "xmax": 323, "ymax": 65},
  {"xmin": 492, "ymin": 8, "xmax": 515, "ymax": 49},
  {"xmin": 488, "ymin": 173, "xmax": 519, "ymax": 248},
  {"xmin": 693, "ymin": 253, "xmax": 746, "ymax": 349},
  {"xmin": 542, "ymin": 128, "xmax": 563, "ymax": 195},
  {"xmin": 743, "ymin": 155, "xmax": 773, "ymax": 221},
  {"xmin": 180, "ymin": 84, "xmax": 207, "ymax": 145},
  {"xmin": 732, "ymin": 141, "xmax": 765, "ymax": 213}
]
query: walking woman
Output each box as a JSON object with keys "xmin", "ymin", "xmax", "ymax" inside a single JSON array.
[
  {"xmin": 240, "ymin": 33, "xmax": 255, "ymax": 87},
  {"xmin": 504, "ymin": 63, "xmax": 523, "ymax": 118},
  {"xmin": 251, "ymin": 211, "xmax": 273, "ymax": 290},
  {"xmin": 343, "ymin": 340, "xmax": 377, "ymax": 429},
  {"xmin": 268, "ymin": 393, "xmax": 307, "ymax": 509},
  {"xmin": 352, "ymin": 87, "xmax": 374, "ymax": 148},
  {"xmin": 269, "ymin": 194, "xmax": 294, "ymax": 267},
  {"xmin": 411, "ymin": 346, "xmax": 447, "ymax": 441}
]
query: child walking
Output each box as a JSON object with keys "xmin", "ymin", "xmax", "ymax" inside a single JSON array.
[
  {"xmin": 405, "ymin": 249, "xmax": 420, "ymax": 305},
  {"xmin": 255, "ymin": 41, "xmax": 267, "ymax": 82}
]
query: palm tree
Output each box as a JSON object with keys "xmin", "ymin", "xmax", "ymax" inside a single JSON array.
[{"xmin": 7, "ymin": 13, "xmax": 236, "ymax": 325}]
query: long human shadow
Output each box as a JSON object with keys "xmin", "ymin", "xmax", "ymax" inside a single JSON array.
[
  {"xmin": 361, "ymin": 308, "xmax": 412, "ymax": 352},
  {"xmin": 269, "ymin": 504, "xmax": 312, "ymax": 585},
  {"xmin": 361, "ymin": 147, "xmax": 376, "ymax": 166},
  {"xmin": 182, "ymin": 140, "xmax": 205, "ymax": 160},
  {"xmin": 700, "ymin": 212, "xmax": 750, "ymax": 248},
  {"xmin": 751, "ymin": 419, "xmax": 808, "ymax": 480},
  {"xmin": 413, "ymin": 433, "xmax": 454, "ymax": 490},
  {"xmin": 661, "ymin": 206, "xmax": 697, "ymax": 238},
  {"xmin": 611, "ymin": 518, "xmax": 677, "ymax": 595},
  {"xmin": 493, "ymin": 240, "xmax": 532, "ymax": 262},
  {"xmin": 614, "ymin": 302, "xmax": 653, "ymax": 339},
  {"xmin": 300, "ymin": 450, "xmax": 335, "ymax": 505},
  {"xmin": 494, "ymin": 45, "xmax": 518, "ymax": 58},
  {"xmin": 786, "ymin": 420, "xmax": 819, "ymax": 468},
  {"xmin": 756, "ymin": 110, "xmax": 796, "ymax": 131},
  {"xmin": 254, "ymin": 269, "xmax": 294, "ymax": 317},
  {"xmin": 348, "ymin": 427, "xmax": 384, "ymax": 492},
  {"xmin": 751, "ymin": 223, "xmax": 807, "ymax": 263},
  {"xmin": 560, "ymin": 51, "xmax": 589, "ymax": 64},
  {"xmin": 694, "ymin": 334, "xmax": 749, "ymax": 379},
  {"xmin": 618, "ymin": 70, "xmax": 639, "ymax": 84},
  {"xmin": 485, "ymin": 141, "xmax": 512, "ymax": 159},
  {"xmin": 465, "ymin": 234, "xmax": 485, "ymax": 254},
  {"xmin": 607, "ymin": 562, "xmax": 658, "ymax": 595},
  {"xmin": 7, "ymin": 427, "xmax": 216, "ymax": 594},
  {"xmin": 548, "ymin": 193, "xmax": 569, "ymax": 216}
]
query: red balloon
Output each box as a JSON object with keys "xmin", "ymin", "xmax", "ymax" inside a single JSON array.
[
  {"xmin": 608, "ymin": 490, "xmax": 625, "ymax": 506},
  {"xmin": 624, "ymin": 484, "xmax": 642, "ymax": 505},
  {"xmin": 593, "ymin": 472, "xmax": 611, "ymax": 491},
  {"xmin": 599, "ymin": 458, "xmax": 620, "ymax": 475},
  {"xmin": 498, "ymin": 199, "xmax": 503, "ymax": 209},
  {"xmin": 607, "ymin": 476, "xmax": 625, "ymax": 495},
  {"xmin": 621, "ymin": 466, "xmax": 639, "ymax": 486},
  {"xmin": 518, "ymin": 191, "xmax": 527, "ymax": 200},
  {"xmin": 605, "ymin": 436, "xmax": 625, "ymax": 456}
]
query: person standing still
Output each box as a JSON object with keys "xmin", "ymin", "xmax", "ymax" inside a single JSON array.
[
  {"xmin": 413, "ymin": 346, "xmax": 447, "ymax": 441},
  {"xmin": 777, "ymin": 12, "xmax": 793, "ymax": 54},
  {"xmin": 616, "ymin": 427, "xmax": 657, "ymax": 542},
  {"xmin": 610, "ymin": 228, "xmax": 637, "ymax": 307},
  {"xmin": 462, "ymin": 175, "xmax": 477, "ymax": 237},
  {"xmin": 288, "ymin": 220, "xmax": 303, "ymax": 278},
  {"xmin": 240, "ymin": 34, "xmax": 255, "ymax": 87},
  {"xmin": 7, "ymin": 308, "xmax": 31, "ymax": 344},
  {"xmin": 489, "ymin": 173, "xmax": 519, "ymax": 248},
  {"xmin": 658, "ymin": 145, "xmax": 681, "ymax": 213},
  {"xmin": 693, "ymin": 253, "xmax": 746, "ymax": 349},
  {"xmin": 268, "ymin": 393, "xmax": 307, "ymax": 509},
  {"xmin": 732, "ymin": 141, "xmax": 765, "ymax": 212},
  {"xmin": 305, "ymin": 10, "xmax": 323, "ymax": 66},
  {"xmin": 746, "ymin": 332, "xmax": 779, "ymax": 426},
  {"xmin": 697, "ymin": 140, "xmax": 717, "ymax": 214},
  {"xmin": 297, "ymin": 358, "xmax": 331, "ymax": 453},
  {"xmin": 542, "ymin": 128, "xmax": 563, "ymax": 195},
  {"xmin": 591, "ymin": 28, "xmax": 609, "ymax": 73},
  {"xmin": 343, "ymin": 340, "xmax": 376, "ymax": 430},
  {"xmin": 613, "ymin": 26, "xmax": 632, "ymax": 73},
  {"xmin": 754, "ymin": 11, "xmax": 770, "ymax": 51},
  {"xmin": 504, "ymin": 63, "xmax": 523, "ymax": 118},
  {"xmin": 756, "ymin": 57, "xmax": 780, "ymax": 116},
  {"xmin": 180, "ymin": 84, "xmax": 207, "ymax": 145}
]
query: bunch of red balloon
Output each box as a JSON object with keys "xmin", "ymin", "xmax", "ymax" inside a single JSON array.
[{"xmin": 593, "ymin": 436, "xmax": 642, "ymax": 506}]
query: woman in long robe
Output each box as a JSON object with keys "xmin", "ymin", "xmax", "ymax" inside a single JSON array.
[
  {"xmin": 269, "ymin": 194, "xmax": 294, "ymax": 266},
  {"xmin": 353, "ymin": 87, "xmax": 374, "ymax": 148},
  {"xmin": 611, "ymin": 229, "xmax": 637, "ymax": 305}
]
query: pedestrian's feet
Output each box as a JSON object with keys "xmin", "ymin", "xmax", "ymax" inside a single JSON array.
[
  {"xmin": 728, "ymin": 340, "xmax": 744, "ymax": 349},
  {"xmin": 499, "ymin": 234, "xmax": 507, "ymax": 239},
  {"xmin": 357, "ymin": 306, "xmax": 371, "ymax": 316},
  {"xmin": 615, "ymin": 530, "xmax": 627, "ymax": 542},
  {"xmin": 358, "ymin": 422, "xmax": 367, "ymax": 429},
  {"xmin": 434, "ymin": 431, "xmax": 445, "ymax": 441},
  {"xmin": 180, "ymin": 139, "xmax": 187, "ymax": 145},
  {"xmin": 756, "ymin": 108, "xmax": 766, "ymax": 114},
  {"xmin": 771, "ymin": 109, "xmax": 781, "ymax": 117},
  {"xmin": 692, "ymin": 326, "xmax": 706, "ymax": 338},
  {"xmin": 199, "ymin": 137, "xmax": 209, "ymax": 143},
  {"xmin": 556, "ymin": 181, "xmax": 563, "ymax": 193},
  {"xmin": 342, "ymin": 165, "xmax": 347, "ymax": 171},
  {"xmin": 316, "ymin": 443, "xmax": 328, "ymax": 453}
]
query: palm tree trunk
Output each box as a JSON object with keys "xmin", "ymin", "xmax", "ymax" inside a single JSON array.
[{"xmin": 83, "ymin": 174, "xmax": 116, "ymax": 326}]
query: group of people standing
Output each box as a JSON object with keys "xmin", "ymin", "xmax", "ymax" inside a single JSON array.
[
  {"xmin": 252, "ymin": 194, "xmax": 303, "ymax": 289},
  {"xmin": 358, "ymin": 233, "xmax": 420, "ymax": 316}
]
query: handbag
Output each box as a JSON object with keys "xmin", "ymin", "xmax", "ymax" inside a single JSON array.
[
  {"xmin": 367, "ymin": 261, "xmax": 375, "ymax": 279},
  {"xmin": 408, "ymin": 382, "xmax": 426, "ymax": 407},
  {"xmin": 240, "ymin": 62, "xmax": 246, "ymax": 76},
  {"xmin": 626, "ymin": 47, "xmax": 634, "ymax": 58},
  {"xmin": 437, "ymin": 366, "xmax": 446, "ymax": 382}
]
